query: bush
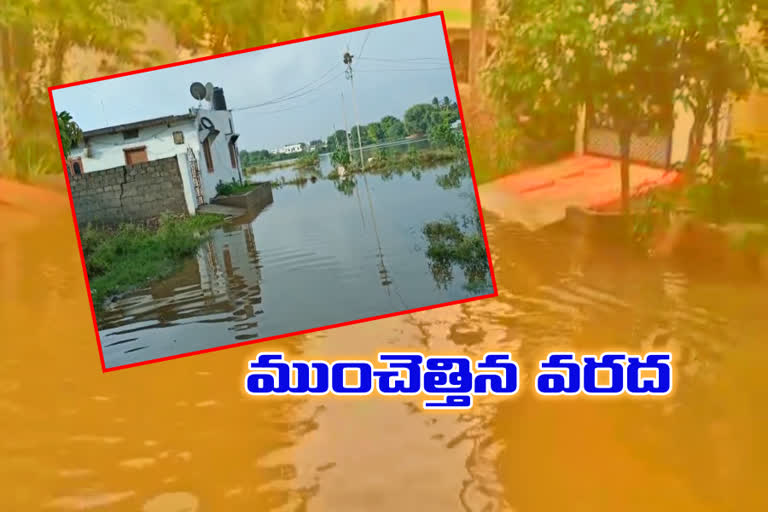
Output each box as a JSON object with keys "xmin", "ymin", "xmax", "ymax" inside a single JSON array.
[{"xmin": 84, "ymin": 214, "xmax": 224, "ymax": 312}]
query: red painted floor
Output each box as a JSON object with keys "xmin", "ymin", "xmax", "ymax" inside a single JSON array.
[{"xmin": 477, "ymin": 155, "xmax": 682, "ymax": 230}]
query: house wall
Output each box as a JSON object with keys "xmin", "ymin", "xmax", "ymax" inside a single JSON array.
[
  {"xmin": 175, "ymin": 153, "xmax": 198, "ymax": 214},
  {"xmin": 194, "ymin": 108, "xmax": 242, "ymax": 202},
  {"xmin": 668, "ymin": 97, "xmax": 732, "ymax": 167},
  {"xmin": 71, "ymin": 119, "xmax": 198, "ymax": 173},
  {"xmin": 69, "ymin": 156, "xmax": 188, "ymax": 226},
  {"xmin": 730, "ymin": 88, "xmax": 768, "ymax": 156}
]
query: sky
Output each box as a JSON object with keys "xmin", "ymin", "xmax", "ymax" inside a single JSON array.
[{"xmin": 51, "ymin": 16, "xmax": 458, "ymax": 151}]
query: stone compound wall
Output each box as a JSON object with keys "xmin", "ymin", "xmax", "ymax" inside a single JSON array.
[{"xmin": 69, "ymin": 156, "xmax": 187, "ymax": 227}]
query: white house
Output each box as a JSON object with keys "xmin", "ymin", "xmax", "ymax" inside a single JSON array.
[
  {"xmin": 275, "ymin": 143, "xmax": 306, "ymax": 155},
  {"xmin": 67, "ymin": 87, "xmax": 243, "ymax": 214}
]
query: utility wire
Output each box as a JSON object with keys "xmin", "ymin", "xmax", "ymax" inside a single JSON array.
[
  {"xmin": 358, "ymin": 30, "xmax": 372, "ymax": 59},
  {"xmin": 359, "ymin": 56, "xmax": 445, "ymax": 62},
  {"xmin": 356, "ymin": 67, "xmax": 450, "ymax": 73},
  {"xmin": 232, "ymin": 66, "xmax": 344, "ymax": 111}
]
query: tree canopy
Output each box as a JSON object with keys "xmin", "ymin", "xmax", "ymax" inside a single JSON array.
[{"xmin": 487, "ymin": 0, "xmax": 766, "ymax": 216}]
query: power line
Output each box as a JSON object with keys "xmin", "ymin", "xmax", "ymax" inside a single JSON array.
[
  {"xmin": 232, "ymin": 66, "xmax": 344, "ymax": 111},
  {"xmin": 359, "ymin": 56, "xmax": 445, "ymax": 62},
  {"xmin": 356, "ymin": 66, "xmax": 450, "ymax": 73},
  {"xmin": 359, "ymin": 31, "xmax": 372, "ymax": 59}
]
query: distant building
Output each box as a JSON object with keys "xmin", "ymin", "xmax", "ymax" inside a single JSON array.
[
  {"xmin": 67, "ymin": 87, "xmax": 243, "ymax": 214},
  {"xmin": 275, "ymin": 143, "xmax": 307, "ymax": 154}
]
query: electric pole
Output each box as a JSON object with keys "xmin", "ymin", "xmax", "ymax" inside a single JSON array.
[
  {"xmin": 340, "ymin": 93, "xmax": 353, "ymax": 162},
  {"xmin": 344, "ymin": 47, "xmax": 366, "ymax": 170}
]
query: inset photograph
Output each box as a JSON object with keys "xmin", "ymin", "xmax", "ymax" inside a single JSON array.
[{"xmin": 50, "ymin": 13, "xmax": 496, "ymax": 371}]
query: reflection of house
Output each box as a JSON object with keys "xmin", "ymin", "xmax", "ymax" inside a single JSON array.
[
  {"xmin": 67, "ymin": 87, "xmax": 243, "ymax": 213},
  {"xmin": 197, "ymin": 222, "xmax": 263, "ymax": 309}
]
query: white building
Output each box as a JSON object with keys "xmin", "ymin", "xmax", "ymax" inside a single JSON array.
[
  {"xmin": 275, "ymin": 143, "xmax": 306, "ymax": 155},
  {"xmin": 67, "ymin": 87, "xmax": 243, "ymax": 214}
]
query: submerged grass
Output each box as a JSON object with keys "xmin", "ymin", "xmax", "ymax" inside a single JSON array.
[
  {"xmin": 82, "ymin": 213, "xmax": 226, "ymax": 314},
  {"xmin": 423, "ymin": 215, "xmax": 491, "ymax": 292}
]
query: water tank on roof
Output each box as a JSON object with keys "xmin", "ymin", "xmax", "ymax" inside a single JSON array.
[{"xmin": 212, "ymin": 87, "xmax": 227, "ymax": 111}]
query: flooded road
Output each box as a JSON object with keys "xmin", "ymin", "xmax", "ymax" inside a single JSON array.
[
  {"xmin": 98, "ymin": 155, "xmax": 491, "ymax": 368},
  {"xmin": 2, "ymin": 173, "xmax": 766, "ymax": 511}
]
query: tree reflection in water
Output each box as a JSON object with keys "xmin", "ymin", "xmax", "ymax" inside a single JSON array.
[{"xmin": 425, "ymin": 158, "xmax": 492, "ymax": 292}]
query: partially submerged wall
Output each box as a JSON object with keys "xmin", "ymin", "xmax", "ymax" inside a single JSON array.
[
  {"xmin": 69, "ymin": 156, "xmax": 188, "ymax": 226},
  {"xmin": 213, "ymin": 182, "xmax": 273, "ymax": 213}
]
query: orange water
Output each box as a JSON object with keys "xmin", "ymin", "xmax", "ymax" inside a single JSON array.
[{"xmin": 1, "ymin": 181, "xmax": 766, "ymax": 511}]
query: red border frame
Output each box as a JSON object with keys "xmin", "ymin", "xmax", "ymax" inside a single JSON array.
[{"xmin": 48, "ymin": 11, "xmax": 499, "ymax": 373}]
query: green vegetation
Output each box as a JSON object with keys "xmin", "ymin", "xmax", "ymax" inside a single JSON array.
[
  {"xmin": 2, "ymin": 0, "xmax": 388, "ymax": 180},
  {"xmin": 423, "ymin": 213, "xmax": 491, "ymax": 292},
  {"xmin": 244, "ymin": 159, "xmax": 300, "ymax": 174},
  {"xmin": 270, "ymin": 175, "xmax": 312, "ymax": 189},
  {"xmin": 363, "ymin": 147, "xmax": 460, "ymax": 173},
  {"xmin": 215, "ymin": 178, "xmax": 253, "ymax": 196},
  {"xmin": 436, "ymin": 160, "xmax": 472, "ymax": 190},
  {"xmin": 82, "ymin": 213, "xmax": 226, "ymax": 313},
  {"xmin": 331, "ymin": 144, "xmax": 351, "ymax": 168},
  {"xmin": 327, "ymin": 97, "xmax": 459, "ymax": 152},
  {"xmin": 631, "ymin": 141, "xmax": 768, "ymax": 251},
  {"xmin": 487, "ymin": 0, "xmax": 766, "ymax": 217},
  {"xmin": 56, "ymin": 111, "xmax": 82, "ymax": 158},
  {"xmin": 295, "ymin": 151, "xmax": 320, "ymax": 170}
]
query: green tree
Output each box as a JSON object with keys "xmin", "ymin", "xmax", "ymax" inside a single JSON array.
[
  {"xmin": 367, "ymin": 122, "xmax": 385, "ymax": 143},
  {"xmin": 56, "ymin": 111, "xmax": 82, "ymax": 158},
  {"xmin": 489, "ymin": 0, "xmax": 680, "ymax": 218},
  {"xmin": 404, "ymin": 104, "xmax": 438, "ymax": 135},
  {"xmin": 380, "ymin": 115, "xmax": 406, "ymax": 140},
  {"xmin": 428, "ymin": 120, "xmax": 461, "ymax": 149},
  {"xmin": 442, "ymin": 96, "xmax": 451, "ymax": 109},
  {"xmin": 350, "ymin": 125, "xmax": 370, "ymax": 147},
  {"xmin": 1, "ymin": 0, "xmax": 160, "ymax": 178},
  {"xmin": 672, "ymin": 1, "xmax": 765, "ymax": 221},
  {"xmin": 0, "ymin": 0, "xmax": 387, "ymax": 179},
  {"xmin": 326, "ymin": 129, "xmax": 348, "ymax": 152}
]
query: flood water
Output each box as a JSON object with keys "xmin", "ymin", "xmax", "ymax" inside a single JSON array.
[
  {"xmin": 98, "ymin": 152, "xmax": 491, "ymax": 368},
  {"xmin": 2, "ymin": 171, "xmax": 766, "ymax": 511}
]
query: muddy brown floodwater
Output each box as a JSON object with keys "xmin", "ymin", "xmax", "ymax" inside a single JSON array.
[{"xmin": 2, "ymin": 176, "xmax": 766, "ymax": 511}]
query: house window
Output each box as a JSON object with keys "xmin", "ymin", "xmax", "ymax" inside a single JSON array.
[
  {"xmin": 68, "ymin": 157, "xmax": 83, "ymax": 175},
  {"xmin": 228, "ymin": 140, "xmax": 238, "ymax": 169},
  {"xmin": 124, "ymin": 146, "xmax": 148, "ymax": 165},
  {"xmin": 173, "ymin": 131, "xmax": 184, "ymax": 144},
  {"xmin": 123, "ymin": 129, "xmax": 139, "ymax": 140},
  {"xmin": 203, "ymin": 138, "xmax": 214, "ymax": 173}
]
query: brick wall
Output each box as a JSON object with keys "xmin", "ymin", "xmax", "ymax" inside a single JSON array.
[{"xmin": 69, "ymin": 156, "xmax": 187, "ymax": 226}]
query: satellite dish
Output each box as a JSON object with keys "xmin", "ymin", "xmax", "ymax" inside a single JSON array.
[
  {"xmin": 190, "ymin": 82, "xmax": 206, "ymax": 101},
  {"xmin": 204, "ymin": 82, "xmax": 214, "ymax": 102}
]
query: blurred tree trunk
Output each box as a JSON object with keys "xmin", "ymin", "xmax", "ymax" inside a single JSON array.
[
  {"xmin": 420, "ymin": 1, "xmax": 429, "ymax": 14},
  {"xmin": 469, "ymin": 0, "xmax": 486, "ymax": 91},
  {"xmin": 710, "ymin": 91, "xmax": 725, "ymax": 224},
  {"xmin": 619, "ymin": 128, "xmax": 632, "ymax": 218}
]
